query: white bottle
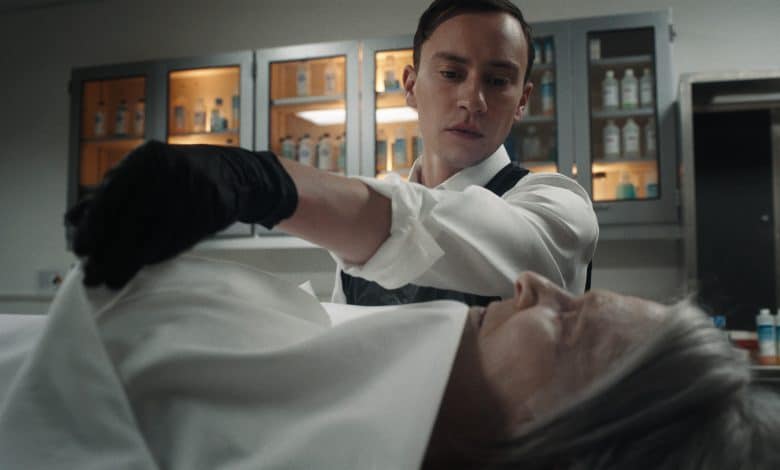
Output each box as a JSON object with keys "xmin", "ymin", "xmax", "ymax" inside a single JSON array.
[
  {"xmin": 543, "ymin": 39, "xmax": 554, "ymax": 64},
  {"xmin": 133, "ymin": 98, "xmax": 145, "ymax": 136},
  {"xmin": 392, "ymin": 127, "xmax": 407, "ymax": 168},
  {"xmin": 281, "ymin": 135, "xmax": 296, "ymax": 160},
  {"xmin": 645, "ymin": 118, "xmax": 656, "ymax": 158},
  {"xmin": 603, "ymin": 119, "xmax": 620, "ymax": 159},
  {"xmin": 317, "ymin": 133, "xmax": 333, "ymax": 171},
  {"xmin": 115, "ymin": 99, "xmax": 128, "ymax": 136},
  {"xmin": 622, "ymin": 118, "xmax": 640, "ymax": 158},
  {"xmin": 298, "ymin": 134, "xmax": 313, "ymax": 165},
  {"xmin": 602, "ymin": 70, "xmax": 619, "ymax": 110},
  {"xmin": 324, "ymin": 62, "xmax": 338, "ymax": 96},
  {"xmin": 296, "ymin": 62, "xmax": 310, "ymax": 97},
  {"xmin": 640, "ymin": 68, "xmax": 654, "ymax": 108},
  {"xmin": 541, "ymin": 70, "xmax": 555, "ymax": 116},
  {"xmin": 757, "ymin": 308, "xmax": 778, "ymax": 365},
  {"xmin": 94, "ymin": 101, "xmax": 106, "ymax": 137},
  {"xmin": 192, "ymin": 97, "xmax": 206, "ymax": 133},
  {"xmin": 621, "ymin": 68, "xmax": 639, "ymax": 109},
  {"xmin": 210, "ymin": 97, "xmax": 224, "ymax": 132}
]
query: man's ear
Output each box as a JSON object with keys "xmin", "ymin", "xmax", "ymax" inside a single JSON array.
[
  {"xmin": 514, "ymin": 82, "xmax": 534, "ymax": 121},
  {"xmin": 403, "ymin": 64, "xmax": 418, "ymax": 108}
]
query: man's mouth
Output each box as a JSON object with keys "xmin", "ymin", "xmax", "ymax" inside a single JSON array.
[{"xmin": 447, "ymin": 125, "xmax": 484, "ymax": 139}]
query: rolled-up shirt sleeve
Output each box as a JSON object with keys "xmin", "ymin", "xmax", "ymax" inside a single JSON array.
[{"xmin": 333, "ymin": 172, "xmax": 599, "ymax": 299}]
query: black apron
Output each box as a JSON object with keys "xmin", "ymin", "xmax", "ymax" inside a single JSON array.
[{"xmin": 341, "ymin": 163, "xmax": 530, "ymax": 307}]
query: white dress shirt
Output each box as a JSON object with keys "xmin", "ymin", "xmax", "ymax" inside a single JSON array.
[{"xmin": 332, "ymin": 145, "xmax": 599, "ymax": 302}]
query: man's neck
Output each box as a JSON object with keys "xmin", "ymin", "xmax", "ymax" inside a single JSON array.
[{"xmin": 419, "ymin": 154, "xmax": 458, "ymax": 188}]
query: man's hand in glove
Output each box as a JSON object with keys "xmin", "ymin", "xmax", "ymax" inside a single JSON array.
[{"xmin": 65, "ymin": 140, "xmax": 298, "ymax": 289}]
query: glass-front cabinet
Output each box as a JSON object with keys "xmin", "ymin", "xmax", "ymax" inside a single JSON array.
[
  {"xmin": 256, "ymin": 41, "xmax": 359, "ymax": 177},
  {"xmin": 573, "ymin": 11, "xmax": 677, "ymax": 224},
  {"xmin": 68, "ymin": 62, "xmax": 164, "ymax": 215}
]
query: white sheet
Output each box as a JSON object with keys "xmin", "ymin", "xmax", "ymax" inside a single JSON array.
[{"xmin": 0, "ymin": 256, "xmax": 468, "ymax": 469}]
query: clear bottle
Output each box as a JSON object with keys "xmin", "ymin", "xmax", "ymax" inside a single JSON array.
[
  {"xmin": 757, "ymin": 308, "xmax": 778, "ymax": 365},
  {"xmin": 133, "ymin": 98, "xmax": 145, "ymax": 136},
  {"xmin": 376, "ymin": 128, "xmax": 388, "ymax": 173},
  {"xmin": 543, "ymin": 38, "xmax": 554, "ymax": 64},
  {"xmin": 94, "ymin": 100, "xmax": 106, "ymax": 137},
  {"xmin": 622, "ymin": 118, "xmax": 640, "ymax": 158},
  {"xmin": 231, "ymin": 90, "xmax": 240, "ymax": 130},
  {"xmin": 336, "ymin": 133, "xmax": 347, "ymax": 172},
  {"xmin": 296, "ymin": 62, "xmax": 310, "ymax": 97},
  {"xmin": 603, "ymin": 119, "xmax": 620, "ymax": 159},
  {"xmin": 324, "ymin": 62, "xmax": 338, "ymax": 95},
  {"xmin": 192, "ymin": 97, "xmax": 206, "ymax": 133},
  {"xmin": 522, "ymin": 126, "xmax": 541, "ymax": 161},
  {"xmin": 297, "ymin": 134, "xmax": 313, "ymax": 166},
  {"xmin": 210, "ymin": 97, "xmax": 224, "ymax": 132},
  {"xmin": 392, "ymin": 127, "xmax": 408, "ymax": 168},
  {"xmin": 541, "ymin": 70, "xmax": 555, "ymax": 116},
  {"xmin": 174, "ymin": 96, "xmax": 187, "ymax": 132},
  {"xmin": 317, "ymin": 133, "xmax": 333, "ymax": 171},
  {"xmin": 384, "ymin": 55, "xmax": 400, "ymax": 92},
  {"xmin": 616, "ymin": 172, "xmax": 636, "ymax": 199},
  {"xmin": 640, "ymin": 68, "xmax": 654, "ymax": 108},
  {"xmin": 115, "ymin": 99, "xmax": 128, "ymax": 136},
  {"xmin": 602, "ymin": 70, "xmax": 619, "ymax": 110},
  {"xmin": 644, "ymin": 118, "xmax": 656, "ymax": 158},
  {"xmin": 281, "ymin": 135, "xmax": 296, "ymax": 160},
  {"xmin": 621, "ymin": 68, "xmax": 639, "ymax": 109}
]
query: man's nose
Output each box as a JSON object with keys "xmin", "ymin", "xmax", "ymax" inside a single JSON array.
[
  {"xmin": 513, "ymin": 272, "xmax": 574, "ymax": 311},
  {"xmin": 456, "ymin": 76, "xmax": 487, "ymax": 114}
]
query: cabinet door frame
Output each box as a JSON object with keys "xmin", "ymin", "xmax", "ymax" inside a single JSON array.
[
  {"xmin": 67, "ymin": 60, "xmax": 165, "ymax": 216},
  {"xmin": 158, "ymin": 51, "xmax": 254, "ymax": 237},
  {"xmin": 571, "ymin": 10, "xmax": 678, "ymax": 225},
  {"xmin": 254, "ymin": 40, "xmax": 360, "ymax": 174},
  {"xmin": 522, "ymin": 20, "xmax": 574, "ymax": 178}
]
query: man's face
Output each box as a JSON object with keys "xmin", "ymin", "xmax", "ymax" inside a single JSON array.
[{"xmin": 404, "ymin": 12, "xmax": 532, "ymax": 172}]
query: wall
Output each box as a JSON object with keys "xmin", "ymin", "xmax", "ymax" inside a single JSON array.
[{"xmin": 1, "ymin": 0, "xmax": 778, "ymax": 312}]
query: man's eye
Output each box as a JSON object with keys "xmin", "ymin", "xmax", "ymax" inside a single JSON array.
[
  {"xmin": 440, "ymin": 70, "xmax": 459, "ymax": 80},
  {"xmin": 488, "ymin": 77, "xmax": 510, "ymax": 87}
]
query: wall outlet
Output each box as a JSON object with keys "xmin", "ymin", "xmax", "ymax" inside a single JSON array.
[{"xmin": 37, "ymin": 270, "xmax": 64, "ymax": 292}]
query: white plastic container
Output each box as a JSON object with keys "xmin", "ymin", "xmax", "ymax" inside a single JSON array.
[
  {"xmin": 324, "ymin": 62, "xmax": 338, "ymax": 96},
  {"xmin": 541, "ymin": 70, "xmax": 555, "ymax": 116},
  {"xmin": 297, "ymin": 134, "xmax": 313, "ymax": 166},
  {"xmin": 115, "ymin": 99, "xmax": 128, "ymax": 136},
  {"xmin": 622, "ymin": 118, "xmax": 640, "ymax": 158},
  {"xmin": 281, "ymin": 135, "xmax": 296, "ymax": 160},
  {"xmin": 133, "ymin": 98, "xmax": 145, "ymax": 136},
  {"xmin": 757, "ymin": 308, "xmax": 778, "ymax": 365},
  {"xmin": 192, "ymin": 97, "xmax": 206, "ymax": 133},
  {"xmin": 640, "ymin": 68, "xmax": 654, "ymax": 107},
  {"xmin": 94, "ymin": 101, "xmax": 106, "ymax": 137},
  {"xmin": 296, "ymin": 62, "xmax": 310, "ymax": 97},
  {"xmin": 317, "ymin": 133, "xmax": 333, "ymax": 171},
  {"xmin": 603, "ymin": 119, "xmax": 620, "ymax": 159},
  {"xmin": 602, "ymin": 70, "xmax": 619, "ymax": 109},
  {"xmin": 621, "ymin": 68, "xmax": 639, "ymax": 109}
]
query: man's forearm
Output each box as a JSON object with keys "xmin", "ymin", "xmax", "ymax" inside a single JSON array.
[{"xmin": 276, "ymin": 158, "xmax": 391, "ymax": 265}]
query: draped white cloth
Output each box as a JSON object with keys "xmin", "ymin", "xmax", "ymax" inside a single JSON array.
[{"xmin": 0, "ymin": 256, "xmax": 467, "ymax": 469}]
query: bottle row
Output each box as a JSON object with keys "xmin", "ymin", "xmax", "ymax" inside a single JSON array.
[
  {"xmin": 600, "ymin": 67, "xmax": 654, "ymax": 110},
  {"xmin": 532, "ymin": 37, "xmax": 555, "ymax": 65},
  {"xmin": 375, "ymin": 127, "xmax": 423, "ymax": 172},
  {"xmin": 278, "ymin": 132, "xmax": 346, "ymax": 172},
  {"xmin": 755, "ymin": 308, "xmax": 780, "ymax": 365},
  {"xmin": 93, "ymin": 98, "xmax": 145, "ymax": 138},
  {"xmin": 601, "ymin": 117, "xmax": 656, "ymax": 160},
  {"xmin": 527, "ymin": 70, "xmax": 556, "ymax": 117},
  {"xmin": 294, "ymin": 61, "xmax": 341, "ymax": 97},
  {"xmin": 171, "ymin": 94, "xmax": 240, "ymax": 134}
]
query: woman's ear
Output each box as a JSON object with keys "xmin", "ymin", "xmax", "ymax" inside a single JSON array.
[{"xmin": 403, "ymin": 65, "xmax": 417, "ymax": 108}]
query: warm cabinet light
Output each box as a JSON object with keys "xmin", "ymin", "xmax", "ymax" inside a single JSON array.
[{"xmin": 295, "ymin": 106, "xmax": 418, "ymax": 126}]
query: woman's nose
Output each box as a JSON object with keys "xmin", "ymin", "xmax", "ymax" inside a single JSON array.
[
  {"xmin": 456, "ymin": 76, "xmax": 487, "ymax": 114},
  {"xmin": 513, "ymin": 272, "xmax": 575, "ymax": 311}
]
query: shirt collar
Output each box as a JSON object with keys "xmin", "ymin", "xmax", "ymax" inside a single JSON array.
[{"xmin": 408, "ymin": 145, "xmax": 511, "ymax": 191}]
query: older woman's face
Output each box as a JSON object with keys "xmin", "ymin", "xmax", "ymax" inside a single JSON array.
[{"xmin": 429, "ymin": 272, "xmax": 667, "ymax": 455}]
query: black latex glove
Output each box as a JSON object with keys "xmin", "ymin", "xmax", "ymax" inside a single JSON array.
[{"xmin": 65, "ymin": 140, "xmax": 297, "ymax": 289}]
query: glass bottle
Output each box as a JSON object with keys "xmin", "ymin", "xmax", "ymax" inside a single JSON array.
[
  {"xmin": 640, "ymin": 68, "xmax": 654, "ymax": 108},
  {"xmin": 602, "ymin": 70, "xmax": 619, "ymax": 110},
  {"xmin": 621, "ymin": 68, "xmax": 639, "ymax": 109},
  {"xmin": 603, "ymin": 120, "xmax": 620, "ymax": 160},
  {"xmin": 622, "ymin": 118, "xmax": 640, "ymax": 159}
]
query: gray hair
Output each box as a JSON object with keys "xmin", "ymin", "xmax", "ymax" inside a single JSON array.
[{"xmin": 481, "ymin": 301, "xmax": 780, "ymax": 469}]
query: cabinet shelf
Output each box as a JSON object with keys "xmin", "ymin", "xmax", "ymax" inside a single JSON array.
[
  {"xmin": 592, "ymin": 107, "xmax": 654, "ymax": 119},
  {"xmin": 168, "ymin": 129, "xmax": 239, "ymax": 138},
  {"xmin": 590, "ymin": 54, "xmax": 653, "ymax": 67},
  {"xmin": 81, "ymin": 135, "xmax": 144, "ymax": 143},
  {"xmin": 271, "ymin": 94, "xmax": 345, "ymax": 106},
  {"xmin": 593, "ymin": 155, "xmax": 657, "ymax": 165},
  {"xmin": 518, "ymin": 115, "xmax": 556, "ymax": 124}
]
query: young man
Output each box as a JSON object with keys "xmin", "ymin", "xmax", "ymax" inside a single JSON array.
[{"xmin": 67, "ymin": 0, "xmax": 597, "ymax": 306}]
